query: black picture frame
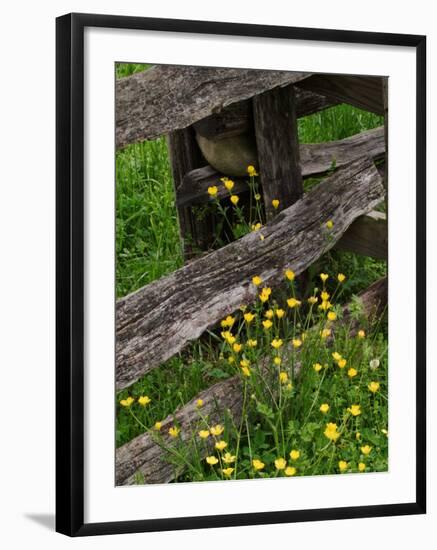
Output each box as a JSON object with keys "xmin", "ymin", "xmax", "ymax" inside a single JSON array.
[{"xmin": 56, "ymin": 12, "xmax": 426, "ymax": 537}]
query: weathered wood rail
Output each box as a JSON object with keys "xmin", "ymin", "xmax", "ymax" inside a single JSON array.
[
  {"xmin": 116, "ymin": 157, "xmax": 384, "ymax": 390},
  {"xmin": 116, "ymin": 277, "xmax": 387, "ymax": 485}
]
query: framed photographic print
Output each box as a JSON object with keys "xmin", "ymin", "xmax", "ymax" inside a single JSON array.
[{"xmin": 56, "ymin": 13, "xmax": 426, "ymax": 536}]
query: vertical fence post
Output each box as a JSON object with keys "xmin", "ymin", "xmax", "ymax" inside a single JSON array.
[{"xmin": 253, "ymin": 84, "xmax": 303, "ymax": 219}]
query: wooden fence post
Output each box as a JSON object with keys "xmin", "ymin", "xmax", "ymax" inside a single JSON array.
[{"xmin": 253, "ymin": 84, "xmax": 303, "ymax": 219}]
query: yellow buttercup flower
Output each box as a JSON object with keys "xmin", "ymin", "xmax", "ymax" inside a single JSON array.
[
  {"xmin": 313, "ymin": 363, "xmax": 323, "ymax": 372},
  {"xmin": 321, "ymin": 291, "xmax": 330, "ymax": 301},
  {"xmin": 222, "ymin": 467, "xmax": 234, "ymax": 477},
  {"xmin": 244, "ymin": 312, "xmax": 255, "ymax": 323},
  {"xmin": 259, "ymin": 287, "xmax": 272, "ymax": 302},
  {"xmin": 224, "ymin": 179, "xmax": 234, "ymax": 191},
  {"xmin": 138, "ymin": 395, "xmax": 151, "ymax": 406},
  {"xmin": 338, "ymin": 460, "xmax": 348, "ymax": 472},
  {"xmin": 215, "ymin": 440, "xmax": 228, "ymax": 451},
  {"xmin": 273, "ymin": 356, "xmax": 281, "ymax": 366},
  {"xmin": 332, "ymin": 352, "xmax": 342, "ymax": 361},
  {"xmin": 358, "ymin": 462, "xmax": 366, "ymax": 472},
  {"xmin": 272, "ymin": 199, "xmax": 280, "ymax": 209},
  {"xmin": 119, "ymin": 396, "xmax": 134, "ymax": 408},
  {"xmin": 252, "ymin": 275, "xmax": 263, "ymax": 286},
  {"xmin": 337, "ymin": 358, "xmax": 347, "ymax": 369},
  {"xmin": 289, "ymin": 450, "xmax": 300, "ymax": 460},
  {"xmin": 308, "ymin": 296, "xmax": 318, "ymax": 305},
  {"xmin": 337, "ymin": 273, "xmax": 346, "ymax": 283},
  {"xmin": 286, "ymin": 382, "xmax": 293, "ymax": 392},
  {"xmin": 196, "ymin": 399, "xmax": 204, "ymax": 408},
  {"xmin": 274, "ymin": 458, "xmax": 287, "ymax": 470},
  {"xmin": 168, "ymin": 426, "xmax": 180, "ymax": 438},
  {"xmin": 240, "ymin": 358, "xmax": 250, "ymax": 368},
  {"xmin": 326, "ymin": 220, "xmax": 334, "ymax": 229},
  {"xmin": 320, "ymin": 328, "xmax": 331, "ymax": 339},
  {"xmin": 247, "ymin": 165, "xmax": 258, "ymax": 177},
  {"xmin": 287, "ymin": 297, "xmax": 301, "ymax": 308},
  {"xmin": 198, "ymin": 430, "xmax": 210, "ymax": 439},
  {"xmin": 279, "ymin": 371, "xmax": 288, "ymax": 384},
  {"xmin": 247, "ymin": 339, "xmax": 257, "ymax": 348},
  {"xmin": 348, "ymin": 404, "xmax": 361, "ymax": 416},
  {"xmin": 221, "ymin": 315, "xmax": 235, "ymax": 328},
  {"xmin": 347, "ymin": 367, "xmax": 358, "ymax": 378},
  {"xmin": 275, "ymin": 308, "xmax": 285, "ymax": 319},
  {"xmin": 207, "ymin": 186, "xmax": 218, "ymax": 197},
  {"xmin": 292, "ymin": 338, "xmax": 302, "ymax": 348},
  {"xmin": 206, "ymin": 456, "xmax": 219, "ymax": 465},
  {"xmin": 361, "ymin": 445, "xmax": 372, "ymax": 455},
  {"xmin": 210, "ymin": 424, "xmax": 224, "ymax": 436},
  {"xmin": 251, "ymin": 222, "xmax": 262, "ymax": 232},
  {"xmin": 357, "ymin": 329, "xmax": 366, "ymax": 339},
  {"xmin": 252, "ymin": 459, "xmax": 265, "ymax": 471},
  {"xmin": 228, "ymin": 356, "xmax": 235, "ymax": 364},
  {"xmin": 271, "ymin": 338, "xmax": 283, "ymax": 349},
  {"xmin": 319, "ymin": 403, "xmax": 330, "ymax": 413},
  {"xmin": 241, "ymin": 366, "xmax": 251, "ymax": 377},
  {"xmin": 285, "ymin": 466, "xmax": 297, "ymax": 477},
  {"xmin": 154, "ymin": 421, "xmax": 162, "ymax": 431},
  {"xmin": 285, "ymin": 269, "xmax": 295, "ymax": 281},
  {"xmin": 263, "ymin": 319, "xmax": 273, "ymax": 330},
  {"xmin": 319, "ymin": 300, "xmax": 332, "ymax": 311},
  {"xmin": 233, "ymin": 343, "xmax": 243, "ymax": 353},
  {"xmin": 368, "ymin": 381, "xmax": 380, "ymax": 393},
  {"xmin": 230, "ymin": 194, "xmax": 239, "ymax": 206},
  {"xmin": 320, "ymin": 273, "xmax": 329, "ymax": 283},
  {"xmin": 265, "ymin": 309, "xmax": 274, "ymax": 319},
  {"xmin": 223, "ymin": 452, "xmax": 236, "ymax": 464},
  {"xmin": 327, "ymin": 311, "xmax": 337, "ymax": 321},
  {"xmin": 324, "ymin": 422, "xmax": 340, "ymax": 442}
]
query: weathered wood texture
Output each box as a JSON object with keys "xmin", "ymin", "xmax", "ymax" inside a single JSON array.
[
  {"xmin": 193, "ymin": 88, "xmax": 340, "ymax": 141},
  {"xmin": 116, "ymin": 157, "xmax": 384, "ymax": 390},
  {"xmin": 116, "ymin": 65, "xmax": 310, "ymax": 148},
  {"xmin": 116, "ymin": 276, "xmax": 387, "ymax": 485},
  {"xmin": 177, "ymin": 127, "xmax": 385, "ymax": 207},
  {"xmin": 335, "ymin": 210, "xmax": 387, "ymax": 259},
  {"xmin": 167, "ymin": 128, "xmax": 214, "ymax": 258},
  {"xmin": 297, "ymin": 74, "xmax": 384, "ymax": 115},
  {"xmin": 253, "ymin": 84, "xmax": 303, "ymax": 218},
  {"xmin": 382, "ymin": 77, "xmax": 389, "ymax": 213}
]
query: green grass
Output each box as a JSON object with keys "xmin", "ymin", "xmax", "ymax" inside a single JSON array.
[{"xmin": 115, "ymin": 65, "xmax": 387, "ymax": 482}]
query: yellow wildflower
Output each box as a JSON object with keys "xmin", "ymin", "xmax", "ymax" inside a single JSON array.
[
  {"xmin": 230, "ymin": 195, "xmax": 239, "ymax": 205},
  {"xmin": 381, "ymin": 428, "xmax": 388, "ymax": 437},
  {"xmin": 154, "ymin": 421, "xmax": 162, "ymax": 431},
  {"xmin": 320, "ymin": 328, "xmax": 331, "ymax": 339},
  {"xmin": 259, "ymin": 287, "xmax": 272, "ymax": 302},
  {"xmin": 279, "ymin": 371, "xmax": 288, "ymax": 384},
  {"xmin": 287, "ymin": 297, "xmax": 301, "ymax": 308},
  {"xmin": 326, "ymin": 220, "xmax": 334, "ymax": 230},
  {"xmin": 263, "ymin": 319, "xmax": 273, "ymax": 330},
  {"xmin": 348, "ymin": 404, "xmax": 361, "ymax": 416},
  {"xmin": 308, "ymin": 296, "xmax": 318, "ymax": 305},
  {"xmin": 222, "ymin": 467, "xmax": 234, "ymax": 477},
  {"xmin": 273, "ymin": 356, "xmax": 281, "ymax": 366},
  {"xmin": 244, "ymin": 312, "xmax": 255, "ymax": 323},
  {"xmin": 215, "ymin": 440, "xmax": 228, "ymax": 451},
  {"xmin": 356, "ymin": 432, "xmax": 361, "ymax": 440},
  {"xmin": 324, "ymin": 422, "xmax": 340, "ymax": 442},
  {"xmin": 289, "ymin": 450, "xmax": 300, "ymax": 460},
  {"xmin": 368, "ymin": 381, "xmax": 380, "ymax": 393},
  {"xmin": 247, "ymin": 339, "xmax": 257, "ymax": 348},
  {"xmin": 138, "ymin": 395, "xmax": 151, "ymax": 406},
  {"xmin": 251, "ymin": 222, "xmax": 262, "ymax": 232},
  {"xmin": 292, "ymin": 338, "xmax": 302, "ymax": 348},
  {"xmin": 275, "ymin": 308, "xmax": 285, "ymax": 319},
  {"xmin": 286, "ymin": 383, "xmax": 293, "ymax": 391},
  {"xmin": 196, "ymin": 399, "xmax": 204, "ymax": 408},
  {"xmin": 210, "ymin": 424, "xmax": 224, "ymax": 436},
  {"xmin": 224, "ymin": 179, "xmax": 234, "ymax": 191},
  {"xmin": 338, "ymin": 460, "xmax": 348, "ymax": 472},
  {"xmin": 271, "ymin": 338, "xmax": 283, "ymax": 349},
  {"xmin": 321, "ymin": 291, "xmax": 330, "ymax": 301},
  {"xmin": 347, "ymin": 367, "xmax": 358, "ymax": 378},
  {"xmin": 241, "ymin": 366, "xmax": 251, "ymax": 377},
  {"xmin": 337, "ymin": 358, "xmax": 347, "ymax": 369},
  {"xmin": 357, "ymin": 330, "xmax": 366, "ymax": 339},
  {"xmin": 228, "ymin": 356, "xmax": 235, "ymax": 364},
  {"xmin": 233, "ymin": 343, "xmax": 242, "ymax": 353},
  {"xmin": 285, "ymin": 466, "xmax": 297, "ymax": 477},
  {"xmin": 313, "ymin": 363, "xmax": 323, "ymax": 372},
  {"xmin": 265, "ymin": 309, "xmax": 274, "ymax": 319},
  {"xmin": 337, "ymin": 273, "xmax": 346, "ymax": 283},
  {"xmin": 274, "ymin": 458, "xmax": 287, "ymax": 470},
  {"xmin": 361, "ymin": 445, "xmax": 372, "ymax": 455},
  {"xmin": 319, "ymin": 403, "xmax": 330, "ymax": 413},
  {"xmin": 247, "ymin": 165, "xmax": 258, "ymax": 177},
  {"xmin": 332, "ymin": 352, "xmax": 342, "ymax": 361},
  {"xmin": 252, "ymin": 459, "xmax": 265, "ymax": 471},
  {"xmin": 198, "ymin": 430, "xmax": 210, "ymax": 439},
  {"xmin": 240, "ymin": 358, "xmax": 250, "ymax": 368},
  {"xmin": 206, "ymin": 456, "xmax": 219, "ymax": 465},
  {"xmin": 207, "ymin": 186, "xmax": 218, "ymax": 197},
  {"xmin": 254, "ymin": 193, "xmax": 261, "ymax": 201},
  {"xmin": 168, "ymin": 426, "xmax": 180, "ymax": 438},
  {"xmin": 252, "ymin": 275, "xmax": 263, "ymax": 286},
  {"xmin": 272, "ymin": 199, "xmax": 280, "ymax": 209},
  {"xmin": 119, "ymin": 396, "xmax": 134, "ymax": 408},
  {"xmin": 327, "ymin": 311, "xmax": 337, "ymax": 321},
  {"xmin": 223, "ymin": 452, "xmax": 236, "ymax": 464},
  {"xmin": 358, "ymin": 462, "xmax": 366, "ymax": 472},
  {"xmin": 285, "ymin": 269, "xmax": 295, "ymax": 281},
  {"xmin": 320, "ymin": 273, "xmax": 329, "ymax": 283},
  {"xmin": 319, "ymin": 300, "xmax": 332, "ymax": 311}
]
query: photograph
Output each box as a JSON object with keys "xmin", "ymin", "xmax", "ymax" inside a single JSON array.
[{"xmin": 114, "ymin": 63, "xmax": 389, "ymax": 486}]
